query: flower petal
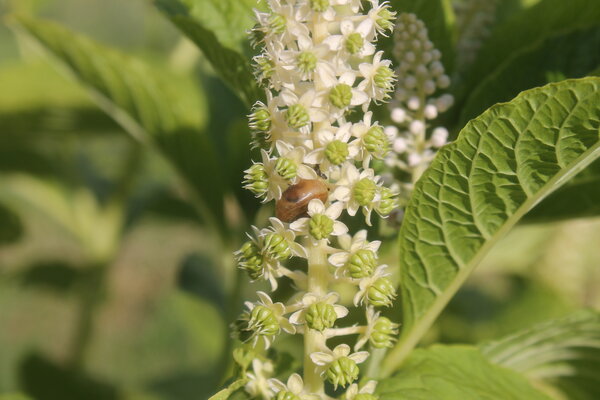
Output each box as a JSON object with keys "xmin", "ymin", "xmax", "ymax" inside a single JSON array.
[
  {"xmin": 310, "ymin": 352, "xmax": 333, "ymax": 366},
  {"xmin": 349, "ymin": 351, "xmax": 370, "ymax": 364}
]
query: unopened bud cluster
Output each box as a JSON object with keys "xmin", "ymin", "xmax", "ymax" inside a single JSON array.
[
  {"xmin": 234, "ymin": 1, "xmax": 400, "ymax": 398},
  {"xmin": 383, "ymin": 13, "xmax": 453, "ymax": 207},
  {"xmin": 454, "ymin": 0, "xmax": 498, "ymax": 70}
]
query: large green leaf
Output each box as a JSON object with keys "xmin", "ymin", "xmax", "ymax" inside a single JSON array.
[
  {"xmin": 157, "ymin": 0, "xmax": 256, "ymax": 53},
  {"xmin": 377, "ymin": 345, "xmax": 551, "ymax": 400},
  {"xmin": 380, "ymin": 78, "xmax": 600, "ymax": 376},
  {"xmin": 460, "ymin": 25, "xmax": 600, "ymax": 125},
  {"xmin": 481, "ymin": 310, "xmax": 600, "ymax": 400},
  {"xmin": 525, "ymin": 158, "xmax": 600, "ymax": 222},
  {"xmin": 389, "ymin": 0, "xmax": 455, "ymax": 71},
  {"xmin": 155, "ymin": 0, "xmax": 261, "ymax": 107},
  {"xmin": 458, "ymin": 0, "xmax": 600, "ymax": 104},
  {"xmin": 10, "ymin": 16, "xmax": 228, "ymax": 236}
]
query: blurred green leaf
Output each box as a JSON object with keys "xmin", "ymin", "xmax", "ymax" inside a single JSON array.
[
  {"xmin": 381, "ymin": 78, "xmax": 600, "ymax": 376},
  {"xmin": 460, "ymin": 25, "xmax": 600, "ymax": 125},
  {"xmin": 0, "ymin": 175, "xmax": 122, "ymax": 262},
  {"xmin": 481, "ymin": 310, "xmax": 600, "ymax": 400},
  {"xmin": 18, "ymin": 261, "xmax": 82, "ymax": 293},
  {"xmin": 177, "ymin": 253, "xmax": 225, "ymax": 310},
  {"xmin": 0, "ymin": 201, "xmax": 23, "ymax": 245},
  {"xmin": 19, "ymin": 353, "xmax": 119, "ymax": 400},
  {"xmin": 457, "ymin": 0, "xmax": 600, "ymax": 108},
  {"xmin": 155, "ymin": 0, "xmax": 261, "ymax": 107},
  {"xmin": 438, "ymin": 276, "xmax": 574, "ymax": 344},
  {"xmin": 10, "ymin": 16, "xmax": 229, "ymax": 238},
  {"xmin": 0, "ymin": 394, "xmax": 32, "ymax": 400},
  {"xmin": 145, "ymin": 292, "xmax": 227, "ymax": 400},
  {"xmin": 155, "ymin": 0, "xmax": 255, "ymax": 53},
  {"xmin": 389, "ymin": 0, "xmax": 455, "ymax": 71},
  {"xmin": 377, "ymin": 345, "xmax": 551, "ymax": 399}
]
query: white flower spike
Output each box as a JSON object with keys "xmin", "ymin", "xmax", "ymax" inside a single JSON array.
[{"xmin": 233, "ymin": 1, "xmax": 400, "ymax": 396}]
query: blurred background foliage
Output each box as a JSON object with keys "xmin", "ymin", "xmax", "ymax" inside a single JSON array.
[{"xmin": 0, "ymin": 0, "xmax": 598, "ymax": 399}]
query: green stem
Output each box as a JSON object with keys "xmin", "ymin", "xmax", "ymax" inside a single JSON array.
[
  {"xmin": 68, "ymin": 264, "xmax": 106, "ymax": 369},
  {"xmin": 303, "ymin": 239, "xmax": 328, "ymax": 394}
]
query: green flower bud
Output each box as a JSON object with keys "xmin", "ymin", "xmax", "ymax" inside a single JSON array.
[
  {"xmin": 364, "ymin": 126, "xmax": 389, "ymax": 158},
  {"xmin": 367, "ymin": 277, "xmax": 396, "ymax": 307},
  {"xmin": 276, "ymin": 392, "xmax": 300, "ymax": 400},
  {"xmin": 326, "ymin": 357, "xmax": 359, "ymax": 389},
  {"xmin": 264, "ymin": 232, "xmax": 292, "ymax": 260},
  {"xmin": 248, "ymin": 24, "xmax": 265, "ymax": 47},
  {"xmin": 374, "ymin": 66, "xmax": 395, "ymax": 90},
  {"xmin": 243, "ymin": 164, "xmax": 269, "ymax": 197},
  {"xmin": 345, "ymin": 32, "xmax": 364, "ymax": 55},
  {"xmin": 325, "ymin": 140, "xmax": 349, "ymax": 165},
  {"xmin": 256, "ymin": 56, "xmax": 274, "ymax": 81},
  {"xmin": 310, "ymin": 0, "xmax": 329, "ymax": 12},
  {"xmin": 309, "ymin": 214, "xmax": 334, "ymax": 240},
  {"xmin": 232, "ymin": 313, "xmax": 254, "ymax": 343},
  {"xmin": 237, "ymin": 241, "xmax": 264, "ymax": 280},
  {"xmin": 305, "ymin": 302, "xmax": 337, "ymax": 331},
  {"xmin": 285, "ymin": 104, "xmax": 310, "ymax": 129},
  {"xmin": 269, "ymin": 14, "xmax": 286, "ymax": 34},
  {"xmin": 376, "ymin": 7, "xmax": 395, "ymax": 32},
  {"xmin": 370, "ymin": 317, "xmax": 399, "ymax": 348},
  {"xmin": 329, "ymin": 83, "xmax": 353, "ymax": 109},
  {"xmin": 297, "ymin": 51, "xmax": 317, "ymax": 74},
  {"xmin": 353, "ymin": 178, "xmax": 377, "ymax": 206},
  {"xmin": 355, "ymin": 395, "xmax": 378, "ymax": 400},
  {"xmin": 249, "ymin": 107, "xmax": 271, "ymax": 133},
  {"xmin": 348, "ymin": 249, "xmax": 377, "ymax": 278},
  {"xmin": 275, "ymin": 157, "xmax": 298, "ymax": 180},
  {"xmin": 377, "ymin": 187, "xmax": 397, "ymax": 216},
  {"xmin": 249, "ymin": 305, "xmax": 280, "ymax": 336}
]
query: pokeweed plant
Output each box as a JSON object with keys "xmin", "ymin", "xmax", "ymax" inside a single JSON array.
[{"xmin": 7, "ymin": 0, "xmax": 600, "ymax": 399}]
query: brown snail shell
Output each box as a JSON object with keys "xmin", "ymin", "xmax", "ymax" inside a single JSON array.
[{"xmin": 276, "ymin": 179, "xmax": 329, "ymax": 222}]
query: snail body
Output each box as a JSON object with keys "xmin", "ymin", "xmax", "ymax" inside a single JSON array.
[{"xmin": 276, "ymin": 179, "xmax": 328, "ymax": 222}]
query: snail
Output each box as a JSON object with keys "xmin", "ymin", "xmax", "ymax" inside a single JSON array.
[{"xmin": 276, "ymin": 179, "xmax": 329, "ymax": 222}]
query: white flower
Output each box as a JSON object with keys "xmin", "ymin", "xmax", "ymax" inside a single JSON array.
[
  {"xmin": 275, "ymin": 140, "xmax": 319, "ymax": 180},
  {"xmin": 304, "ymin": 124, "xmax": 357, "ymax": 174},
  {"xmin": 256, "ymin": 2, "xmax": 309, "ymax": 45},
  {"xmin": 328, "ymin": 229, "xmax": 381, "ymax": 271},
  {"xmin": 343, "ymin": 380, "xmax": 378, "ymax": 400},
  {"xmin": 353, "ymin": 264, "xmax": 392, "ymax": 306},
  {"xmin": 278, "ymin": 86, "xmax": 328, "ymax": 134},
  {"xmin": 323, "ymin": 19, "xmax": 375, "ymax": 58},
  {"xmin": 288, "ymin": 292, "xmax": 348, "ymax": 325},
  {"xmin": 331, "ymin": 163, "xmax": 381, "ymax": 225},
  {"xmin": 267, "ymin": 217, "xmax": 308, "ymax": 258},
  {"xmin": 310, "ymin": 343, "xmax": 369, "ymax": 370},
  {"xmin": 259, "ymin": 149, "xmax": 288, "ymax": 202},
  {"xmin": 323, "ymin": 71, "xmax": 370, "ymax": 118},
  {"xmin": 245, "ymin": 291, "xmax": 296, "ymax": 337},
  {"xmin": 280, "ymin": 34, "xmax": 336, "ymax": 83},
  {"xmin": 290, "ymin": 199, "xmax": 348, "ymax": 241},
  {"xmin": 269, "ymin": 373, "xmax": 320, "ymax": 400},
  {"xmin": 245, "ymin": 359, "xmax": 274, "ymax": 398},
  {"xmin": 357, "ymin": 51, "xmax": 394, "ymax": 104}
]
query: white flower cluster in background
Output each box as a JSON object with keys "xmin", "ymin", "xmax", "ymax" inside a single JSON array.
[
  {"xmin": 454, "ymin": 0, "xmax": 498, "ymax": 71},
  {"xmin": 236, "ymin": 0, "xmax": 399, "ymax": 397},
  {"xmin": 383, "ymin": 13, "xmax": 453, "ymax": 206}
]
